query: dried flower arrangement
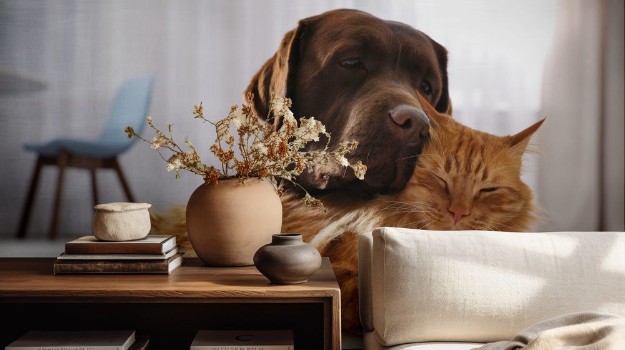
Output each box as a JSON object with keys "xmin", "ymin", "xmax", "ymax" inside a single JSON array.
[{"xmin": 125, "ymin": 93, "xmax": 367, "ymax": 208}]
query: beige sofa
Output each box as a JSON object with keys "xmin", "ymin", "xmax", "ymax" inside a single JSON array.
[{"xmin": 358, "ymin": 228, "xmax": 625, "ymax": 349}]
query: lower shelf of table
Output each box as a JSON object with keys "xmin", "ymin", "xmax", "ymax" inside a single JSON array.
[{"xmin": 1, "ymin": 302, "xmax": 326, "ymax": 350}]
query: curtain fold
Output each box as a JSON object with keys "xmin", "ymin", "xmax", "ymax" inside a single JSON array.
[{"xmin": 537, "ymin": 0, "xmax": 624, "ymax": 231}]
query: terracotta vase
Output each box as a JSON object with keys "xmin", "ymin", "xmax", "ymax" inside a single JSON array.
[
  {"xmin": 253, "ymin": 233, "xmax": 322, "ymax": 284},
  {"xmin": 186, "ymin": 177, "xmax": 282, "ymax": 266}
]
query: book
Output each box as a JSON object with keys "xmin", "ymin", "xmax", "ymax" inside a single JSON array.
[
  {"xmin": 57, "ymin": 245, "xmax": 179, "ymax": 260},
  {"xmin": 53, "ymin": 253, "xmax": 183, "ymax": 274},
  {"xmin": 190, "ymin": 330, "xmax": 294, "ymax": 350},
  {"xmin": 128, "ymin": 334, "xmax": 149, "ymax": 350},
  {"xmin": 6, "ymin": 330, "xmax": 135, "ymax": 350},
  {"xmin": 64, "ymin": 234, "xmax": 176, "ymax": 255}
]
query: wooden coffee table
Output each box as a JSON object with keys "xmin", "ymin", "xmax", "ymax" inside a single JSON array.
[{"xmin": 0, "ymin": 257, "xmax": 341, "ymax": 349}]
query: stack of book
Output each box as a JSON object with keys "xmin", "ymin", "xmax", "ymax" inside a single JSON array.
[
  {"xmin": 6, "ymin": 330, "xmax": 149, "ymax": 350},
  {"xmin": 53, "ymin": 234, "xmax": 183, "ymax": 275},
  {"xmin": 190, "ymin": 330, "xmax": 294, "ymax": 350}
]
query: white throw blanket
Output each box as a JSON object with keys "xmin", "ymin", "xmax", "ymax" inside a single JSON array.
[{"xmin": 475, "ymin": 313, "xmax": 625, "ymax": 350}]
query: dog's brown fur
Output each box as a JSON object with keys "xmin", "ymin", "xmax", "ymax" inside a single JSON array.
[{"xmin": 246, "ymin": 8, "xmax": 451, "ymax": 195}]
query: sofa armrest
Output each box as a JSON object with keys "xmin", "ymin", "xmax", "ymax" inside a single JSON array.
[
  {"xmin": 358, "ymin": 231, "xmax": 375, "ymax": 332},
  {"xmin": 358, "ymin": 228, "xmax": 625, "ymax": 347}
]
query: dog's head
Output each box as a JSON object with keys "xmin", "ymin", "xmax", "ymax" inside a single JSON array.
[{"xmin": 247, "ymin": 9, "xmax": 451, "ymax": 195}]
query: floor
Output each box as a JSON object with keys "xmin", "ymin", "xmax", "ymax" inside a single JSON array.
[{"xmin": 342, "ymin": 335, "xmax": 364, "ymax": 349}]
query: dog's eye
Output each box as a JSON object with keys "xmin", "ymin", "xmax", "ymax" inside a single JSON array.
[
  {"xmin": 419, "ymin": 81, "xmax": 433, "ymax": 95},
  {"xmin": 340, "ymin": 57, "xmax": 364, "ymax": 69}
]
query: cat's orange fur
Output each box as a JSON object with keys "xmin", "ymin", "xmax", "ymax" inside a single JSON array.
[
  {"xmin": 151, "ymin": 97, "xmax": 544, "ymax": 336},
  {"xmin": 281, "ymin": 96, "xmax": 544, "ymax": 335}
]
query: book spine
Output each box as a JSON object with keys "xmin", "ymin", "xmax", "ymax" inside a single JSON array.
[
  {"xmin": 6, "ymin": 346, "xmax": 126, "ymax": 350},
  {"xmin": 54, "ymin": 261, "xmax": 168, "ymax": 274},
  {"xmin": 53, "ymin": 255, "xmax": 182, "ymax": 274},
  {"xmin": 57, "ymin": 246, "xmax": 177, "ymax": 260},
  {"xmin": 190, "ymin": 346, "xmax": 292, "ymax": 350},
  {"xmin": 64, "ymin": 244, "xmax": 164, "ymax": 255},
  {"xmin": 127, "ymin": 335, "xmax": 149, "ymax": 350}
]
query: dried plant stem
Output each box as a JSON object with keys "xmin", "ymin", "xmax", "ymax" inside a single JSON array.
[{"xmin": 125, "ymin": 95, "xmax": 367, "ymax": 208}]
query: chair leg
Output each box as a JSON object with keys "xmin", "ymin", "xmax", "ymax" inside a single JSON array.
[
  {"xmin": 90, "ymin": 169, "xmax": 99, "ymax": 208},
  {"xmin": 49, "ymin": 152, "xmax": 69, "ymax": 240},
  {"xmin": 112, "ymin": 158, "xmax": 135, "ymax": 202},
  {"xmin": 16, "ymin": 156, "xmax": 45, "ymax": 238}
]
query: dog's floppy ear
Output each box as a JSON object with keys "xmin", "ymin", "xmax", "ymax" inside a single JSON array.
[
  {"xmin": 430, "ymin": 38, "xmax": 453, "ymax": 115},
  {"xmin": 245, "ymin": 21, "xmax": 306, "ymax": 127}
]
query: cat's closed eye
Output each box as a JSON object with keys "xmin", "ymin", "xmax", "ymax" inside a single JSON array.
[
  {"xmin": 432, "ymin": 173, "xmax": 449, "ymax": 193},
  {"xmin": 480, "ymin": 187, "xmax": 498, "ymax": 193}
]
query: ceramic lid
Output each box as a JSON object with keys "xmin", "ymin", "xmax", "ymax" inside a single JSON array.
[{"xmin": 93, "ymin": 202, "xmax": 152, "ymax": 212}]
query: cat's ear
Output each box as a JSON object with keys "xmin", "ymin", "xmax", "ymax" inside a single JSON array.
[
  {"xmin": 417, "ymin": 92, "xmax": 449, "ymax": 124},
  {"xmin": 506, "ymin": 118, "xmax": 546, "ymax": 155}
]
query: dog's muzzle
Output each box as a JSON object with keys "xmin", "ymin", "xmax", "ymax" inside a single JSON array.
[
  {"xmin": 295, "ymin": 104, "xmax": 431, "ymax": 196},
  {"xmin": 388, "ymin": 104, "xmax": 430, "ymax": 145}
]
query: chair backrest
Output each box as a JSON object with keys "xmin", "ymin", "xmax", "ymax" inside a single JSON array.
[{"xmin": 98, "ymin": 76, "xmax": 154, "ymax": 153}]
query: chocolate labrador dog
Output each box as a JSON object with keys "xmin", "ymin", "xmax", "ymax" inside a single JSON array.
[{"xmin": 247, "ymin": 9, "xmax": 451, "ymax": 195}]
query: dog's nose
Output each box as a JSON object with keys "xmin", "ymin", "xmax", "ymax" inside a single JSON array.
[{"xmin": 388, "ymin": 105, "xmax": 430, "ymax": 141}]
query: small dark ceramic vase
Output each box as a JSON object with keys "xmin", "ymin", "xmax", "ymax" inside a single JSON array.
[{"xmin": 253, "ymin": 233, "xmax": 322, "ymax": 284}]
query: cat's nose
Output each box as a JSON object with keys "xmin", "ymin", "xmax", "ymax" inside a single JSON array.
[
  {"xmin": 449, "ymin": 206, "xmax": 470, "ymax": 223},
  {"xmin": 388, "ymin": 105, "xmax": 430, "ymax": 144}
]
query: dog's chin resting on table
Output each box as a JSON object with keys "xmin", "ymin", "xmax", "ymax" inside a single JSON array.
[{"xmin": 150, "ymin": 98, "xmax": 543, "ymax": 336}]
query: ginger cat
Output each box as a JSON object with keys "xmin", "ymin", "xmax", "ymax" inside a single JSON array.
[{"xmin": 281, "ymin": 96, "xmax": 544, "ymax": 335}]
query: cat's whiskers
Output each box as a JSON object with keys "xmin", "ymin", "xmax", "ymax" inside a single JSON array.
[
  {"xmin": 376, "ymin": 202, "xmax": 406, "ymax": 213},
  {"xmin": 427, "ymin": 126, "xmax": 445, "ymax": 153},
  {"xmin": 380, "ymin": 200, "xmax": 434, "ymax": 215},
  {"xmin": 415, "ymin": 218, "xmax": 438, "ymax": 230},
  {"xmin": 489, "ymin": 214, "xmax": 526, "ymax": 232},
  {"xmin": 373, "ymin": 199, "xmax": 440, "ymax": 228},
  {"xmin": 378, "ymin": 200, "xmax": 417, "ymax": 212}
]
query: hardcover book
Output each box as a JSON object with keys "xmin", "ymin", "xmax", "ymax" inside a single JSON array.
[
  {"xmin": 64, "ymin": 234, "xmax": 176, "ymax": 255},
  {"xmin": 128, "ymin": 334, "xmax": 149, "ymax": 350},
  {"xmin": 53, "ymin": 253, "xmax": 184, "ymax": 274},
  {"xmin": 190, "ymin": 330, "xmax": 294, "ymax": 350},
  {"xmin": 6, "ymin": 330, "xmax": 136, "ymax": 350},
  {"xmin": 57, "ymin": 245, "xmax": 179, "ymax": 260}
]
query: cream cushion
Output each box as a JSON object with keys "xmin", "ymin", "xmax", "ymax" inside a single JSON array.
[
  {"xmin": 359, "ymin": 228, "xmax": 625, "ymax": 347},
  {"xmin": 363, "ymin": 337, "xmax": 483, "ymax": 350}
]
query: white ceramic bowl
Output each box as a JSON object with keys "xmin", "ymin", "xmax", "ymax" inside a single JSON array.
[{"xmin": 92, "ymin": 202, "xmax": 152, "ymax": 241}]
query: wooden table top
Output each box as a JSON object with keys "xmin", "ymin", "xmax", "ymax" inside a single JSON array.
[{"xmin": 0, "ymin": 257, "xmax": 340, "ymax": 301}]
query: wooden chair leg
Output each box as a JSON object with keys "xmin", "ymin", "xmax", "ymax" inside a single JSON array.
[
  {"xmin": 16, "ymin": 156, "xmax": 45, "ymax": 238},
  {"xmin": 49, "ymin": 152, "xmax": 69, "ymax": 240},
  {"xmin": 90, "ymin": 169, "xmax": 99, "ymax": 208},
  {"xmin": 112, "ymin": 158, "xmax": 135, "ymax": 202}
]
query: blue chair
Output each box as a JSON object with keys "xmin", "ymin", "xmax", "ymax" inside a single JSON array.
[{"xmin": 17, "ymin": 76, "xmax": 154, "ymax": 239}]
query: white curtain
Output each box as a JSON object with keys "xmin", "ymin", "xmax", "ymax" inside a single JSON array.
[
  {"xmin": 1, "ymin": 0, "xmax": 583, "ymax": 238},
  {"xmin": 537, "ymin": 0, "xmax": 624, "ymax": 231}
]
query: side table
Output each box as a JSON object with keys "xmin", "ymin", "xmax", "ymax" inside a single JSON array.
[{"xmin": 0, "ymin": 257, "xmax": 341, "ymax": 349}]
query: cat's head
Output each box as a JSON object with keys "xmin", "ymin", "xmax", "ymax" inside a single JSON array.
[{"xmin": 396, "ymin": 95, "xmax": 544, "ymax": 231}]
